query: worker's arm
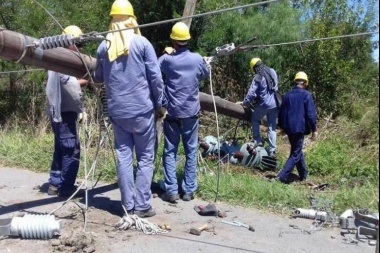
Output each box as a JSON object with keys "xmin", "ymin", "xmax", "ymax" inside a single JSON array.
[
  {"xmin": 145, "ymin": 40, "xmax": 164, "ymax": 110},
  {"xmin": 200, "ymin": 56, "xmax": 210, "ymax": 80},
  {"xmin": 242, "ymin": 78, "xmax": 259, "ymax": 107},
  {"xmin": 305, "ymin": 93, "xmax": 317, "ymax": 134},
  {"xmin": 92, "ymin": 41, "xmax": 106, "ymax": 83}
]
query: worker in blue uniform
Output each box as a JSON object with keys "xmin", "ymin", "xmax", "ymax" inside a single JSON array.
[
  {"xmin": 46, "ymin": 25, "xmax": 90, "ymax": 197},
  {"xmin": 277, "ymin": 71, "xmax": 317, "ymax": 183},
  {"xmin": 238, "ymin": 58, "xmax": 279, "ymax": 158},
  {"xmin": 93, "ymin": 0, "xmax": 164, "ymax": 218},
  {"xmin": 159, "ymin": 22, "xmax": 209, "ymax": 202}
]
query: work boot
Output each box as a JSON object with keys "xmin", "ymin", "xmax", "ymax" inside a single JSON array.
[
  {"xmin": 47, "ymin": 184, "xmax": 59, "ymax": 196},
  {"xmin": 161, "ymin": 193, "xmax": 180, "ymax": 203},
  {"xmin": 58, "ymin": 187, "xmax": 85, "ymax": 198},
  {"xmin": 182, "ymin": 193, "xmax": 195, "ymax": 201},
  {"xmin": 134, "ymin": 207, "xmax": 156, "ymax": 218}
]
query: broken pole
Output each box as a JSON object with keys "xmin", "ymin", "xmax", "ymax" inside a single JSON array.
[{"xmin": 0, "ymin": 28, "xmax": 251, "ymax": 121}]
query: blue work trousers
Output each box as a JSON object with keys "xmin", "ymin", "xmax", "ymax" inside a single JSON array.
[
  {"xmin": 278, "ymin": 133, "xmax": 308, "ymax": 183},
  {"xmin": 163, "ymin": 115, "xmax": 199, "ymax": 195},
  {"xmin": 49, "ymin": 112, "xmax": 80, "ymax": 191},
  {"xmin": 111, "ymin": 110, "xmax": 156, "ymax": 211},
  {"xmin": 252, "ymin": 106, "xmax": 278, "ymax": 152}
]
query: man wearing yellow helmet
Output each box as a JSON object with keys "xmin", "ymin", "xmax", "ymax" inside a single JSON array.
[
  {"xmin": 93, "ymin": 0, "xmax": 164, "ymax": 218},
  {"xmin": 277, "ymin": 72, "xmax": 317, "ymax": 184},
  {"xmin": 158, "ymin": 22, "xmax": 209, "ymax": 203},
  {"xmin": 46, "ymin": 25, "xmax": 90, "ymax": 197},
  {"xmin": 239, "ymin": 58, "xmax": 279, "ymax": 158}
]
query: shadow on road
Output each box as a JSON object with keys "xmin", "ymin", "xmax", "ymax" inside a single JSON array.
[{"xmin": 0, "ymin": 183, "xmax": 119, "ymax": 216}]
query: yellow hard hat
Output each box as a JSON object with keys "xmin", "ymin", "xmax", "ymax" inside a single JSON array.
[
  {"xmin": 62, "ymin": 25, "xmax": 83, "ymax": 37},
  {"xmin": 294, "ymin": 71, "xmax": 309, "ymax": 85},
  {"xmin": 170, "ymin": 22, "xmax": 191, "ymax": 42},
  {"xmin": 110, "ymin": 0, "xmax": 136, "ymax": 19},
  {"xmin": 250, "ymin": 58, "xmax": 261, "ymax": 70}
]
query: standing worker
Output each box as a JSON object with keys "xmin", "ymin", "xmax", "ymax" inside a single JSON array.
[
  {"xmin": 277, "ymin": 72, "xmax": 317, "ymax": 183},
  {"xmin": 93, "ymin": 0, "xmax": 164, "ymax": 218},
  {"xmin": 46, "ymin": 25, "xmax": 89, "ymax": 197},
  {"xmin": 159, "ymin": 22, "xmax": 209, "ymax": 203},
  {"xmin": 237, "ymin": 58, "xmax": 279, "ymax": 158}
]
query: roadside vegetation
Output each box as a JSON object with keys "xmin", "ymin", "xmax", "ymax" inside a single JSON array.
[{"xmin": 0, "ymin": 0, "xmax": 379, "ymax": 215}]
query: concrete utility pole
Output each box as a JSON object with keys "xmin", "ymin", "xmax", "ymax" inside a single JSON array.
[
  {"xmin": 182, "ymin": 0, "xmax": 197, "ymax": 28},
  {"xmin": 0, "ymin": 28, "xmax": 251, "ymax": 121}
]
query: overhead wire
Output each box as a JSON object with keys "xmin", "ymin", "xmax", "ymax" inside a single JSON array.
[
  {"xmin": 0, "ymin": 69, "xmax": 45, "ymax": 75},
  {"xmin": 240, "ymin": 31, "xmax": 379, "ymax": 50},
  {"xmin": 82, "ymin": 0, "xmax": 281, "ymax": 36}
]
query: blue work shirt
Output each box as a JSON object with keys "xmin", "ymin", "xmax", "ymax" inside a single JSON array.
[
  {"xmin": 93, "ymin": 35, "xmax": 164, "ymax": 119},
  {"xmin": 159, "ymin": 47, "xmax": 209, "ymax": 118},
  {"xmin": 278, "ymin": 86, "xmax": 317, "ymax": 135},
  {"xmin": 243, "ymin": 69, "xmax": 278, "ymax": 110}
]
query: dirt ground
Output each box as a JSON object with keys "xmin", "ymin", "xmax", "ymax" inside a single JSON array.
[{"xmin": 0, "ymin": 167, "xmax": 376, "ymax": 253}]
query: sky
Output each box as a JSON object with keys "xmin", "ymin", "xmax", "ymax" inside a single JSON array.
[{"xmin": 372, "ymin": 0, "xmax": 379, "ymax": 62}]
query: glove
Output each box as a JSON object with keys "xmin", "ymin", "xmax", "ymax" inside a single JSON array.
[{"xmin": 156, "ymin": 107, "xmax": 167, "ymax": 121}]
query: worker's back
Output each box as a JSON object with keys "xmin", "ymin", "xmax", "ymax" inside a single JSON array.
[
  {"xmin": 279, "ymin": 87, "xmax": 317, "ymax": 135},
  {"xmin": 159, "ymin": 47, "xmax": 209, "ymax": 118},
  {"xmin": 94, "ymin": 34, "xmax": 162, "ymax": 119}
]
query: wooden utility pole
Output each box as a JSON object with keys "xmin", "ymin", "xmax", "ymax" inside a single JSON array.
[
  {"xmin": 0, "ymin": 28, "xmax": 251, "ymax": 121},
  {"xmin": 182, "ymin": 0, "xmax": 197, "ymax": 28}
]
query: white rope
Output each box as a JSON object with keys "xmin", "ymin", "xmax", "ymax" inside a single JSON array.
[
  {"xmin": 116, "ymin": 206, "xmax": 169, "ymax": 235},
  {"xmin": 204, "ymin": 58, "xmax": 222, "ymax": 202},
  {"xmin": 115, "ymin": 215, "xmax": 169, "ymax": 235}
]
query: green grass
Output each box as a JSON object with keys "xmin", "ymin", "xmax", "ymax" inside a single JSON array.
[{"xmin": 0, "ymin": 117, "xmax": 378, "ymax": 215}]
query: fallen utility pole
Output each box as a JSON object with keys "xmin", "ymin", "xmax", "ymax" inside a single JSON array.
[{"xmin": 0, "ymin": 28, "xmax": 251, "ymax": 121}]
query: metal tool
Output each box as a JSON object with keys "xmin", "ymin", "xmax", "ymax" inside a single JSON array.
[{"xmin": 222, "ymin": 220, "xmax": 255, "ymax": 232}]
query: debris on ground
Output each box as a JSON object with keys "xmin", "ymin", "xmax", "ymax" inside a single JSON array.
[
  {"xmin": 52, "ymin": 230, "xmax": 95, "ymax": 253},
  {"xmin": 221, "ymin": 220, "xmax": 255, "ymax": 232},
  {"xmin": 194, "ymin": 203, "xmax": 227, "ymax": 218}
]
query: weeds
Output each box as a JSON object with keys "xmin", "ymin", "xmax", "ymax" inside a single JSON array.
[{"xmin": 0, "ymin": 111, "xmax": 378, "ymax": 215}]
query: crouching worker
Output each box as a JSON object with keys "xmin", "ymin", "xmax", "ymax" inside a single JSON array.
[
  {"xmin": 159, "ymin": 22, "xmax": 209, "ymax": 203},
  {"xmin": 46, "ymin": 25, "xmax": 90, "ymax": 197},
  {"xmin": 277, "ymin": 72, "xmax": 317, "ymax": 183},
  {"xmin": 93, "ymin": 0, "xmax": 164, "ymax": 218}
]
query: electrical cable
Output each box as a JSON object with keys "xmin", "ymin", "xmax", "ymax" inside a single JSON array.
[
  {"xmin": 240, "ymin": 31, "xmax": 379, "ymax": 50},
  {"xmin": 206, "ymin": 63, "xmax": 222, "ymax": 203},
  {"xmin": 0, "ymin": 69, "xmax": 45, "ymax": 75},
  {"xmin": 82, "ymin": 0, "xmax": 281, "ymax": 37}
]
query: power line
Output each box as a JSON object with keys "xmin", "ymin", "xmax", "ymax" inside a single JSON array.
[
  {"xmin": 84, "ymin": 0, "xmax": 281, "ymax": 36},
  {"xmin": 0, "ymin": 69, "xmax": 45, "ymax": 75},
  {"xmin": 240, "ymin": 31, "xmax": 379, "ymax": 50}
]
